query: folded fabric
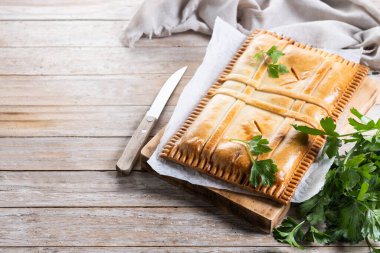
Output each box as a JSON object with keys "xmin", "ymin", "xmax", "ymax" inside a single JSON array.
[{"xmin": 122, "ymin": 0, "xmax": 380, "ymax": 70}]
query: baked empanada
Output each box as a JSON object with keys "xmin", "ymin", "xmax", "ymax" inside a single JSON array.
[{"xmin": 160, "ymin": 30, "xmax": 369, "ymax": 204}]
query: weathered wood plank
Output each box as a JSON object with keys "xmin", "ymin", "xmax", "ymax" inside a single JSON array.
[
  {"xmin": 0, "ymin": 47, "xmax": 204, "ymax": 75},
  {"xmin": 0, "ymin": 105, "xmax": 173, "ymax": 136},
  {"xmin": 0, "ymin": 21, "xmax": 209, "ymax": 47},
  {"xmin": 0, "ymin": 247, "xmax": 373, "ymax": 252},
  {"xmin": 1, "ymin": 207, "xmax": 377, "ymax": 247},
  {"xmin": 0, "ymin": 207, "xmax": 276, "ymax": 247},
  {"xmin": 0, "ymin": 137, "xmax": 157, "ymax": 171},
  {"xmin": 0, "ymin": 75, "xmax": 190, "ymax": 106},
  {"xmin": 0, "ymin": 137, "xmax": 158, "ymax": 171},
  {"xmin": 0, "ymin": 137, "xmax": 125, "ymax": 170},
  {"xmin": 3, "ymin": 100, "xmax": 379, "ymax": 137},
  {"xmin": 0, "ymin": 0, "xmax": 142, "ymax": 20},
  {"xmin": 0, "ymin": 0, "xmax": 377, "ymax": 251},
  {"xmin": 0, "ymin": 0, "xmax": 378, "ymax": 21},
  {"xmin": 0, "ymin": 171, "xmax": 210, "ymax": 207}
]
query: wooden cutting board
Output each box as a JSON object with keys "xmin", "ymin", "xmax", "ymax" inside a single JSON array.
[{"xmin": 140, "ymin": 77, "xmax": 379, "ymax": 233}]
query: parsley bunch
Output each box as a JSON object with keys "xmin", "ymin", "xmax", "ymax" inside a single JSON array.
[
  {"xmin": 253, "ymin": 46, "xmax": 289, "ymax": 78},
  {"xmin": 274, "ymin": 108, "xmax": 380, "ymax": 252},
  {"xmin": 231, "ymin": 135, "xmax": 278, "ymax": 187}
]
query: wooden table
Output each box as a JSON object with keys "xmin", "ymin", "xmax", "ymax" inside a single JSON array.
[{"xmin": 0, "ymin": 1, "xmax": 379, "ymax": 252}]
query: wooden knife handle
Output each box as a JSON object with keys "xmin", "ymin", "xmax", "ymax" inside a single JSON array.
[{"xmin": 116, "ymin": 114, "xmax": 157, "ymax": 175}]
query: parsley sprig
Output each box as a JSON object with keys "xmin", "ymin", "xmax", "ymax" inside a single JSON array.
[
  {"xmin": 231, "ymin": 135, "xmax": 278, "ymax": 187},
  {"xmin": 274, "ymin": 108, "xmax": 380, "ymax": 252},
  {"xmin": 293, "ymin": 116, "xmax": 341, "ymax": 159},
  {"xmin": 252, "ymin": 46, "xmax": 289, "ymax": 78}
]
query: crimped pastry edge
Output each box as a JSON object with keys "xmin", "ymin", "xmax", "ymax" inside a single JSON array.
[{"xmin": 160, "ymin": 29, "xmax": 369, "ymax": 204}]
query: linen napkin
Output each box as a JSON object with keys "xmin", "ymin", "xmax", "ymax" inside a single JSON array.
[
  {"xmin": 147, "ymin": 18, "xmax": 365, "ymax": 202},
  {"xmin": 122, "ymin": 0, "xmax": 380, "ymax": 70}
]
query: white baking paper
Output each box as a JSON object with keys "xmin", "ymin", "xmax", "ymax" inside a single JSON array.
[{"xmin": 148, "ymin": 17, "xmax": 365, "ymax": 202}]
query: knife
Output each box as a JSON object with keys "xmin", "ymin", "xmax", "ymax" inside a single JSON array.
[{"xmin": 116, "ymin": 66, "xmax": 188, "ymax": 175}]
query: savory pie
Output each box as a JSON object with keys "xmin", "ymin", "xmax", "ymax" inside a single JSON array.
[{"xmin": 160, "ymin": 30, "xmax": 369, "ymax": 204}]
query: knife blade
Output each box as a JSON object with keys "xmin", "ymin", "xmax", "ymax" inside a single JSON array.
[{"xmin": 116, "ymin": 66, "xmax": 188, "ymax": 174}]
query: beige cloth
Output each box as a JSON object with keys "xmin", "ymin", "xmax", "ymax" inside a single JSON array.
[{"xmin": 122, "ymin": 0, "xmax": 380, "ymax": 70}]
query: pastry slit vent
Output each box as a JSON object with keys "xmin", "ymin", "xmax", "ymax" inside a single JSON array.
[
  {"xmin": 212, "ymin": 88, "xmax": 320, "ymax": 128},
  {"xmin": 220, "ymin": 74, "xmax": 331, "ymax": 115},
  {"xmin": 160, "ymin": 29, "xmax": 369, "ymax": 204}
]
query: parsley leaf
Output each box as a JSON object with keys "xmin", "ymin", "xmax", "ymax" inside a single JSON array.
[
  {"xmin": 231, "ymin": 135, "xmax": 277, "ymax": 187},
  {"xmin": 348, "ymin": 108, "xmax": 380, "ymax": 131},
  {"xmin": 265, "ymin": 46, "xmax": 277, "ymax": 55},
  {"xmin": 266, "ymin": 46, "xmax": 285, "ymax": 64},
  {"xmin": 340, "ymin": 169, "xmax": 361, "ymax": 190},
  {"xmin": 305, "ymin": 226, "xmax": 330, "ymax": 244},
  {"xmin": 252, "ymin": 51, "xmax": 265, "ymax": 63},
  {"xmin": 273, "ymin": 217, "xmax": 305, "ymax": 249},
  {"xmin": 278, "ymin": 64, "xmax": 289, "ymax": 74},
  {"xmin": 293, "ymin": 117, "xmax": 338, "ymax": 137},
  {"xmin": 274, "ymin": 108, "xmax": 380, "ymax": 251},
  {"xmin": 322, "ymin": 135, "xmax": 342, "ymax": 158},
  {"xmin": 362, "ymin": 209, "xmax": 380, "ymax": 241},
  {"xmin": 336, "ymin": 202, "xmax": 365, "ymax": 242},
  {"xmin": 268, "ymin": 64, "xmax": 280, "ymax": 78},
  {"xmin": 351, "ymin": 108, "xmax": 371, "ymax": 122},
  {"xmin": 292, "ymin": 124, "xmax": 326, "ymax": 135},
  {"xmin": 250, "ymin": 159, "xmax": 278, "ymax": 187},
  {"xmin": 246, "ymin": 135, "xmax": 272, "ymax": 155},
  {"xmin": 293, "ymin": 117, "xmax": 341, "ymax": 158},
  {"xmin": 252, "ymin": 46, "xmax": 288, "ymax": 78},
  {"xmin": 320, "ymin": 117, "xmax": 338, "ymax": 136}
]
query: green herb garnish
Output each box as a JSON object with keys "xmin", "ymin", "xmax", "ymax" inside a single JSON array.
[
  {"xmin": 273, "ymin": 108, "xmax": 380, "ymax": 252},
  {"xmin": 231, "ymin": 135, "xmax": 277, "ymax": 187},
  {"xmin": 252, "ymin": 46, "xmax": 289, "ymax": 78},
  {"xmin": 293, "ymin": 116, "xmax": 341, "ymax": 158}
]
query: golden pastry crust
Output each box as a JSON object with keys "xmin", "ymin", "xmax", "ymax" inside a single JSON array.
[{"xmin": 160, "ymin": 30, "xmax": 369, "ymax": 204}]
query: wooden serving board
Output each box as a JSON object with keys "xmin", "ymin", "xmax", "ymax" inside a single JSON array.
[{"xmin": 141, "ymin": 77, "xmax": 379, "ymax": 233}]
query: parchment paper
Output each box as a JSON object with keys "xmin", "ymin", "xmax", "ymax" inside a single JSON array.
[{"xmin": 148, "ymin": 17, "xmax": 365, "ymax": 202}]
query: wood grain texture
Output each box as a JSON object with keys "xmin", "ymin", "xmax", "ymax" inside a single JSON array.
[
  {"xmin": 0, "ymin": 47, "xmax": 203, "ymax": 75},
  {"xmin": 0, "ymin": 21, "xmax": 209, "ymax": 47},
  {"xmin": 0, "ymin": 137, "xmax": 126, "ymax": 171},
  {"xmin": 141, "ymin": 129, "xmax": 290, "ymax": 233},
  {"xmin": 0, "ymin": 75, "xmax": 189, "ymax": 106},
  {"xmin": 0, "ymin": 105, "xmax": 172, "ymax": 136},
  {"xmin": 116, "ymin": 114, "xmax": 157, "ymax": 174},
  {"xmin": 0, "ymin": 0, "xmax": 377, "ymax": 21},
  {"xmin": 0, "ymin": 171, "xmax": 210, "ymax": 207},
  {"xmin": 140, "ymin": 78, "xmax": 378, "ymax": 233},
  {"xmin": 0, "ymin": 137, "xmax": 160, "ymax": 171},
  {"xmin": 0, "ymin": 247, "xmax": 374, "ymax": 253},
  {"xmin": 0, "ymin": 0, "xmax": 142, "ymax": 20},
  {"xmin": 0, "ymin": 207, "xmax": 377, "ymax": 247},
  {"xmin": 0, "ymin": 207, "xmax": 273, "ymax": 247},
  {"xmin": 0, "ymin": 0, "xmax": 378, "ymax": 251}
]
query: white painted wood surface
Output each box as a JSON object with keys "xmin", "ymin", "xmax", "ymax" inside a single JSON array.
[{"xmin": 0, "ymin": 0, "xmax": 379, "ymax": 251}]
